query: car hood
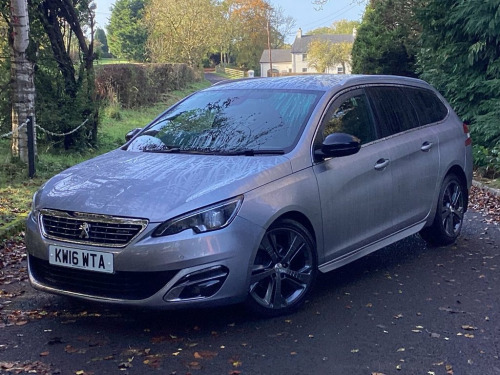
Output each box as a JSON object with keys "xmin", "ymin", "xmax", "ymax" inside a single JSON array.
[{"xmin": 37, "ymin": 150, "xmax": 293, "ymax": 222}]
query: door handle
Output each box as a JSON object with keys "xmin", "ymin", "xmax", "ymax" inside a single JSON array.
[
  {"xmin": 421, "ymin": 141, "xmax": 433, "ymax": 152},
  {"xmin": 374, "ymin": 158, "xmax": 390, "ymax": 170}
]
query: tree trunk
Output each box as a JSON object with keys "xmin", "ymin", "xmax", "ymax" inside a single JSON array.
[{"xmin": 10, "ymin": 0, "xmax": 36, "ymax": 162}]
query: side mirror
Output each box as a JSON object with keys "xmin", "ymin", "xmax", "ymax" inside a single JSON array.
[
  {"xmin": 125, "ymin": 128, "xmax": 142, "ymax": 142},
  {"xmin": 315, "ymin": 133, "xmax": 361, "ymax": 160}
]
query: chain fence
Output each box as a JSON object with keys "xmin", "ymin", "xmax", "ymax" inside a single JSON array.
[
  {"xmin": 0, "ymin": 119, "xmax": 29, "ymax": 138},
  {"xmin": 0, "ymin": 117, "xmax": 90, "ymax": 139}
]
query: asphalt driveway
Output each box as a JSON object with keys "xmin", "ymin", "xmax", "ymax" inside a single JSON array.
[{"xmin": 0, "ymin": 201, "xmax": 499, "ymax": 374}]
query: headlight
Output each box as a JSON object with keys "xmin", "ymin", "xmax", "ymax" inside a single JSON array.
[
  {"xmin": 152, "ymin": 196, "xmax": 243, "ymax": 237},
  {"xmin": 30, "ymin": 190, "xmax": 40, "ymax": 223}
]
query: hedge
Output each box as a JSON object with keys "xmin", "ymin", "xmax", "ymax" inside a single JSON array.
[{"xmin": 95, "ymin": 63, "xmax": 201, "ymax": 108}]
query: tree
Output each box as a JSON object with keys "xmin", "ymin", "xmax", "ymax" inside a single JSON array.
[
  {"xmin": 108, "ymin": 0, "xmax": 147, "ymax": 61},
  {"xmin": 351, "ymin": 0, "xmax": 421, "ymax": 77},
  {"xmin": 309, "ymin": 19, "xmax": 359, "ymax": 35},
  {"xmin": 308, "ymin": 40, "xmax": 352, "ymax": 73},
  {"xmin": 268, "ymin": 5, "xmax": 295, "ymax": 49},
  {"xmin": 215, "ymin": 0, "xmax": 291, "ymax": 70},
  {"xmin": 227, "ymin": 0, "xmax": 272, "ymax": 70},
  {"xmin": 145, "ymin": 0, "xmax": 222, "ymax": 67},
  {"xmin": 9, "ymin": 0, "xmax": 36, "ymax": 162},
  {"xmin": 417, "ymin": 0, "xmax": 500, "ymax": 175},
  {"xmin": 0, "ymin": 10, "xmax": 11, "ymax": 137},
  {"xmin": 94, "ymin": 27, "xmax": 110, "ymax": 58},
  {"xmin": 36, "ymin": 0, "xmax": 98, "ymax": 149}
]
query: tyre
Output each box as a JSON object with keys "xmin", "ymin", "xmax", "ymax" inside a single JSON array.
[
  {"xmin": 420, "ymin": 174, "xmax": 466, "ymax": 246},
  {"xmin": 246, "ymin": 219, "xmax": 317, "ymax": 317}
]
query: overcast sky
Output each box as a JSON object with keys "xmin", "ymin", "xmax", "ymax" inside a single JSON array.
[{"xmin": 93, "ymin": 0, "xmax": 366, "ymax": 43}]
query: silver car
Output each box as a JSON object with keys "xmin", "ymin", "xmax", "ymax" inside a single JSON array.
[{"xmin": 26, "ymin": 75, "xmax": 473, "ymax": 316}]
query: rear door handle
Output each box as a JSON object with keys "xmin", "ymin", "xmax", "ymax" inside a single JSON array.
[
  {"xmin": 421, "ymin": 141, "xmax": 433, "ymax": 152},
  {"xmin": 374, "ymin": 158, "xmax": 390, "ymax": 170}
]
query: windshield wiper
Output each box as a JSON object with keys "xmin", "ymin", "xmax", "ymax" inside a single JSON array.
[
  {"xmin": 219, "ymin": 149, "xmax": 286, "ymax": 156},
  {"xmin": 141, "ymin": 147, "xmax": 181, "ymax": 153}
]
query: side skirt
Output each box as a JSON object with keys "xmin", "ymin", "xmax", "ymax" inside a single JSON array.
[{"xmin": 318, "ymin": 221, "xmax": 426, "ymax": 274}]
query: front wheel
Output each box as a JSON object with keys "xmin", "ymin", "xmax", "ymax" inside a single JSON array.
[
  {"xmin": 420, "ymin": 174, "xmax": 466, "ymax": 246},
  {"xmin": 246, "ymin": 219, "xmax": 317, "ymax": 317}
]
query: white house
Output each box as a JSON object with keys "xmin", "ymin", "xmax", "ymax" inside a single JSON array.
[
  {"xmin": 259, "ymin": 49, "xmax": 292, "ymax": 77},
  {"xmin": 260, "ymin": 28, "xmax": 355, "ymax": 77}
]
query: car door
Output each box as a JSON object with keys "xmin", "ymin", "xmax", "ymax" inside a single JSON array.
[
  {"xmin": 366, "ymin": 86, "xmax": 440, "ymax": 230},
  {"xmin": 313, "ymin": 89, "xmax": 395, "ymax": 264}
]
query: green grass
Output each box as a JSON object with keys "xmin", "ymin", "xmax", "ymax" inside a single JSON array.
[
  {"xmin": 94, "ymin": 58, "xmax": 130, "ymax": 65},
  {"xmin": 0, "ymin": 80, "xmax": 211, "ymax": 238}
]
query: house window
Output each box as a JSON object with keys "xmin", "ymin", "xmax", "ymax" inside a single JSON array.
[
  {"xmin": 337, "ymin": 67, "xmax": 344, "ymax": 74},
  {"xmin": 302, "ymin": 68, "xmax": 308, "ymax": 73},
  {"xmin": 302, "ymin": 53, "xmax": 307, "ymax": 61}
]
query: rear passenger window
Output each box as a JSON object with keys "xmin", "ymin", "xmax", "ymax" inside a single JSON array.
[
  {"xmin": 366, "ymin": 86, "xmax": 419, "ymax": 137},
  {"xmin": 405, "ymin": 88, "xmax": 448, "ymax": 125}
]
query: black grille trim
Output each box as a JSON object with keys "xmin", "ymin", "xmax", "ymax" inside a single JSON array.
[
  {"xmin": 29, "ymin": 255, "xmax": 178, "ymax": 300},
  {"xmin": 40, "ymin": 209, "xmax": 148, "ymax": 248}
]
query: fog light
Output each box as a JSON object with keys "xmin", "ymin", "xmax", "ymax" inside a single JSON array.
[{"xmin": 164, "ymin": 266, "xmax": 229, "ymax": 302}]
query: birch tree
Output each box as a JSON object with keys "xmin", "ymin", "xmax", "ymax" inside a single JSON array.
[{"xmin": 10, "ymin": 0, "xmax": 36, "ymax": 162}]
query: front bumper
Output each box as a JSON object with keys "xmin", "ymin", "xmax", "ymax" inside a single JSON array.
[{"xmin": 26, "ymin": 213, "xmax": 264, "ymax": 308}]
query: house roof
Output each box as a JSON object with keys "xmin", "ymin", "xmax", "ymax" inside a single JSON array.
[
  {"xmin": 291, "ymin": 34, "xmax": 355, "ymax": 53},
  {"xmin": 259, "ymin": 49, "xmax": 292, "ymax": 64}
]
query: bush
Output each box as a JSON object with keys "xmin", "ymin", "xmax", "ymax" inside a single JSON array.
[{"xmin": 95, "ymin": 63, "xmax": 201, "ymax": 109}]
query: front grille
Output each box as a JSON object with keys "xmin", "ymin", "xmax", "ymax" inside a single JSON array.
[
  {"xmin": 29, "ymin": 255, "xmax": 178, "ymax": 300},
  {"xmin": 40, "ymin": 209, "xmax": 148, "ymax": 247}
]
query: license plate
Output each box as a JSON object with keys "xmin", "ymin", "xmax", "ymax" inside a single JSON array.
[{"xmin": 49, "ymin": 245, "xmax": 114, "ymax": 273}]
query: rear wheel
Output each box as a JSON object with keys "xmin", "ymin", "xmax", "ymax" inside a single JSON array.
[
  {"xmin": 420, "ymin": 174, "xmax": 466, "ymax": 246},
  {"xmin": 246, "ymin": 219, "xmax": 317, "ymax": 317}
]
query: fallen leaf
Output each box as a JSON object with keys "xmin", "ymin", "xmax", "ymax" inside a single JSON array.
[
  {"xmin": 189, "ymin": 361, "xmax": 202, "ymax": 370},
  {"xmin": 118, "ymin": 362, "xmax": 133, "ymax": 369},
  {"xmin": 461, "ymin": 325, "xmax": 477, "ymax": 331},
  {"xmin": 65, "ymin": 345, "xmax": 78, "ymax": 353},
  {"xmin": 196, "ymin": 351, "xmax": 218, "ymax": 359},
  {"xmin": 39, "ymin": 351, "xmax": 49, "ymax": 357}
]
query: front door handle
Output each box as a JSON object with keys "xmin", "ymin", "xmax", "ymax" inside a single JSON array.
[
  {"xmin": 374, "ymin": 158, "xmax": 390, "ymax": 170},
  {"xmin": 421, "ymin": 141, "xmax": 433, "ymax": 152}
]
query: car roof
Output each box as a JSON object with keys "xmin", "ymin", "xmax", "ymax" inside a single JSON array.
[{"xmin": 206, "ymin": 74, "xmax": 430, "ymax": 93}]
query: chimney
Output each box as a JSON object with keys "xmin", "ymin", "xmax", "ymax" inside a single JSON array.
[{"xmin": 296, "ymin": 28, "xmax": 302, "ymax": 39}]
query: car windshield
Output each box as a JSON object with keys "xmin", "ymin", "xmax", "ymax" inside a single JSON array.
[{"xmin": 125, "ymin": 88, "xmax": 322, "ymax": 154}]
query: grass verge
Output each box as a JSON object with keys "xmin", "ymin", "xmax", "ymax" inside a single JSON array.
[{"xmin": 0, "ymin": 80, "xmax": 210, "ymax": 239}]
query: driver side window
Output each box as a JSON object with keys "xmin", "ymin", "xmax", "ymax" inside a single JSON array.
[{"xmin": 322, "ymin": 91, "xmax": 377, "ymax": 144}]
